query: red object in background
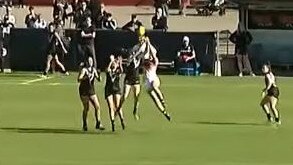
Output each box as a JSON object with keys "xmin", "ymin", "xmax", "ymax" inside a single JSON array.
[
  {"xmin": 25, "ymin": 0, "xmax": 154, "ymax": 6},
  {"xmin": 180, "ymin": 54, "xmax": 189, "ymax": 62}
]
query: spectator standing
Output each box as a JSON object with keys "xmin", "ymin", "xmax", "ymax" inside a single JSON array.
[
  {"xmin": 74, "ymin": 1, "xmax": 91, "ymax": 28},
  {"xmin": 25, "ymin": 6, "xmax": 37, "ymax": 28},
  {"xmin": 101, "ymin": 13, "xmax": 117, "ymax": 30},
  {"xmin": 229, "ymin": 24, "xmax": 255, "ymax": 77},
  {"xmin": 122, "ymin": 14, "xmax": 142, "ymax": 32},
  {"xmin": 53, "ymin": 0, "xmax": 64, "ymax": 21},
  {"xmin": 154, "ymin": 0, "xmax": 170, "ymax": 17},
  {"xmin": 179, "ymin": 0, "xmax": 190, "ymax": 16},
  {"xmin": 4, "ymin": 0, "xmax": 12, "ymax": 7},
  {"xmin": 175, "ymin": 36, "xmax": 199, "ymax": 75},
  {"xmin": 79, "ymin": 17, "xmax": 97, "ymax": 68},
  {"xmin": 34, "ymin": 14, "xmax": 47, "ymax": 29},
  {"xmin": 96, "ymin": 3, "xmax": 108, "ymax": 29},
  {"xmin": 3, "ymin": 6, "xmax": 15, "ymax": 26},
  {"xmin": 151, "ymin": 8, "xmax": 167, "ymax": 31},
  {"xmin": 18, "ymin": 0, "xmax": 24, "ymax": 8}
]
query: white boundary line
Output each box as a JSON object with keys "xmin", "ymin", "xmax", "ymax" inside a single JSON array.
[{"xmin": 20, "ymin": 77, "xmax": 53, "ymax": 85}]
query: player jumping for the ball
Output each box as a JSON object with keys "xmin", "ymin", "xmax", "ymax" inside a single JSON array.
[{"xmin": 143, "ymin": 45, "xmax": 171, "ymax": 121}]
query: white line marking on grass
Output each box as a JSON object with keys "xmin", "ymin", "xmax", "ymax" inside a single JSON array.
[
  {"xmin": 49, "ymin": 83, "xmax": 60, "ymax": 86},
  {"xmin": 20, "ymin": 77, "xmax": 52, "ymax": 85}
]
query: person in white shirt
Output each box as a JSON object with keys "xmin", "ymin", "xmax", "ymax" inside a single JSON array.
[
  {"xmin": 34, "ymin": 14, "xmax": 47, "ymax": 29},
  {"xmin": 3, "ymin": 6, "xmax": 15, "ymax": 26},
  {"xmin": 143, "ymin": 41, "xmax": 171, "ymax": 121}
]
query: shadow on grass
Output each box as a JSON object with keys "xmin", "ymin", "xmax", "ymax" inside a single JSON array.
[
  {"xmin": 0, "ymin": 127, "xmax": 116, "ymax": 135},
  {"xmin": 194, "ymin": 121, "xmax": 266, "ymax": 126}
]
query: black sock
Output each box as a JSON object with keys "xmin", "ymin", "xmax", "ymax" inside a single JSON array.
[
  {"xmin": 275, "ymin": 117, "xmax": 280, "ymax": 122},
  {"xmin": 96, "ymin": 121, "xmax": 100, "ymax": 127},
  {"xmin": 266, "ymin": 113, "xmax": 271, "ymax": 120}
]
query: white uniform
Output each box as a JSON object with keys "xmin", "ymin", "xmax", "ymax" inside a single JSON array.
[{"xmin": 145, "ymin": 58, "xmax": 160, "ymax": 90}]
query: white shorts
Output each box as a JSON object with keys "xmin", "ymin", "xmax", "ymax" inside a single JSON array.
[{"xmin": 145, "ymin": 76, "xmax": 160, "ymax": 90}]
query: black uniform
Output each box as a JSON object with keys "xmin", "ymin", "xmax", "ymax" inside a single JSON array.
[
  {"xmin": 47, "ymin": 31, "xmax": 59, "ymax": 55},
  {"xmin": 79, "ymin": 25, "xmax": 97, "ymax": 67},
  {"xmin": 125, "ymin": 60, "xmax": 140, "ymax": 85},
  {"xmin": 105, "ymin": 71, "xmax": 122, "ymax": 98},
  {"xmin": 47, "ymin": 30, "xmax": 63, "ymax": 56},
  {"xmin": 79, "ymin": 67, "xmax": 96, "ymax": 96},
  {"xmin": 265, "ymin": 73, "xmax": 280, "ymax": 98}
]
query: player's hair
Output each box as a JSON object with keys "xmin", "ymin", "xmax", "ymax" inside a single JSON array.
[{"xmin": 263, "ymin": 62, "xmax": 272, "ymax": 72}]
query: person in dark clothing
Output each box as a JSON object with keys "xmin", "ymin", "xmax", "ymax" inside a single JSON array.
[
  {"xmin": 85, "ymin": 0, "xmax": 100, "ymax": 25},
  {"xmin": 96, "ymin": 3, "xmax": 108, "ymax": 29},
  {"xmin": 175, "ymin": 36, "xmax": 199, "ymax": 75},
  {"xmin": 229, "ymin": 25, "xmax": 255, "ymax": 77},
  {"xmin": 52, "ymin": 0, "xmax": 65, "ymax": 22},
  {"xmin": 74, "ymin": 1, "xmax": 91, "ymax": 28},
  {"xmin": 43, "ymin": 23, "xmax": 69, "ymax": 76},
  {"xmin": 79, "ymin": 17, "xmax": 97, "ymax": 68},
  {"xmin": 18, "ymin": 0, "xmax": 24, "ymax": 8},
  {"xmin": 101, "ymin": 13, "xmax": 117, "ymax": 30},
  {"xmin": 151, "ymin": 8, "xmax": 168, "ymax": 31},
  {"xmin": 25, "ymin": 6, "xmax": 36, "ymax": 28},
  {"xmin": 122, "ymin": 14, "xmax": 142, "ymax": 32},
  {"xmin": 78, "ymin": 56, "xmax": 105, "ymax": 131},
  {"xmin": 154, "ymin": 0, "xmax": 170, "ymax": 17},
  {"xmin": 260, "ymin": 64, "xmax": 281, "ymax": 125},
  {"xmin": 105, "ymin": 55, "xmax": 124, "ymax": 132}
]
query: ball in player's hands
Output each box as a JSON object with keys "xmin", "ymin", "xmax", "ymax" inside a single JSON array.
[{"xmin": 180, "ymin": 55, "xmax": 189, "ymax": 62}]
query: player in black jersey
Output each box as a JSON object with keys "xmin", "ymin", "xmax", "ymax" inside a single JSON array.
[
  {"xmin": 43, "ymin": 23, "xmax": 69, "ymax": 76},
  {"xmin": 116, "ymin": 27, "xmax": 156, "ymax": 120},
  {"xmin": 105, "ymin": 55, "xmax": 124, "ymax": 132},
  {"xmin": 119, "ymin": 52, "xmax": 142, "ymax": 120},
  {"xmin": 260, "ymin": 64, "xmax": 281, "ymax": 125},
  {"xmin": 78, "ymin": 57, "xmax": 104, "ymax": 131}
]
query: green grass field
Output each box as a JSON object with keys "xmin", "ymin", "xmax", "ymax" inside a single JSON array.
[{"xmin": 0, "ymin": 73, "xmax": 293, "ymax": 165}]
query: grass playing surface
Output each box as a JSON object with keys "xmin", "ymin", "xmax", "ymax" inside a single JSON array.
[{"xmin": 0, "ymin": 73, "xmax": 293, "ymax": 165}]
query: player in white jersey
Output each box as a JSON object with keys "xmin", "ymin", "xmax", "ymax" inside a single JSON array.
[{"xmin": 144, "ymin": 50, "xmax": 171, "ymax": 121}]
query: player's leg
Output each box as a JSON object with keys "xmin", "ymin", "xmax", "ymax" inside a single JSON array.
[
  {"xmin": 260, "ymin": 96, "xmax": 273, "ymax": 122},
  {"xmin": 152, "ymin": 78, "xmax": 166, "ymax": 108},
  {"xmin": 132, "ymin": 84, "xmax": 141, "ymax": 120},
  {"xmin": 148, "ymin": 89, "xmax": 171, "ymax": 121},
  {"xmin": 44, "ymin": 54, "xmax": 53, "ymax": 75},
  {"xmin": 106, "ymin": 95, "xmax": 116, "ymax": 132},
  {"xmin": 116, "ymin": 84, "xmax": 131, "ymax": 114},
  {"xmin": 114, "ymin": 94, "xmax": 125, "ymax": 130},
  {"xmin": 236, "ymin": 54, "xmax": 244, "ymax": 77},
  {"xmin": 270, "ymin": 97, "xmax": 281, "ymax": 125},
  {"xmin": 54, "ymin": 55, "xmax": 69, "ymax": 75},
  {"xmin": 89, "ymin": 94, "xmax": 105, "ymax": 130},
  {"xmin": 80, "ymin": 96, "xmax": 90, "ymax": 131},
  {"xmin": 243, "ymin": 54, "xmax": 255, "ymax": 76}
]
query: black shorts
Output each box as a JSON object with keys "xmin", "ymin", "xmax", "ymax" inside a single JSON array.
[
  {"xmin": 47, "ymin": 47, "xmax": 57, "ymax": 55},
  {"xmin": 47, "ymin": 46, "xmax": 63, "ymax": 57},
  {"xmin": 125, "ymin": 76, "xmax": 140, "ymax": 85},
  {"xmin": 79, "ymin": 87, "xmax": 95, "ymax": 97},
  {"xmin": 105, "ymin": 86, "xmax": 122, "ymax": 99},
  {"xmin": 267, "ymin": 86, "xmax": 280, "ymax": 99}
]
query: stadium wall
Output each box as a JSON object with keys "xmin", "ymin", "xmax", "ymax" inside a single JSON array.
[
  {"xmin": 24, "ymin": 0, "xmax": 152, "ymax": 6},
  {"xmin": 248, "ymin": 30, "xmax": 293, "ymax": 69},
  {"xmin": 8, "ymin": 29, "xmax": 216, "ymax": 72},
  {"xmin": 24, "ymin": 0, "xmax": 179, "ymax": 7}
]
